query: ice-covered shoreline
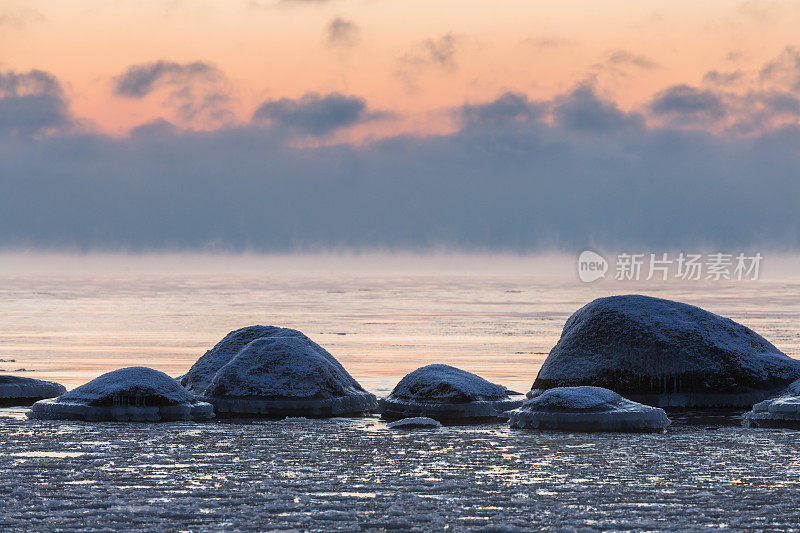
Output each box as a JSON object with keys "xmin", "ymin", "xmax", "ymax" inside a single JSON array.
[{"xmin": 4, "ymin": 408, "xmax": 800, "ymax": 531}]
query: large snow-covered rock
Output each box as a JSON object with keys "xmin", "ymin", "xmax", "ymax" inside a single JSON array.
[
  {"xmin": 509, "ymin": 386, "xmax": 671, "ymax": 432},
  {"xmin": 0, "ymin": 375, "xmax": 66, "ymax": 406},
  {"xmin": 531, "ymin": 295, "xmax": 800, "ymax": 407},
  {"xmin": 27, "ymin": 367, "xmax": 214, "ymax": 422},
  {"xmin": 196, "ymin": 331, "xmax": 376, "ymax": 417},
  {"xmin": 379, "ymin": 364, "xmax": 522, "ymax": 421},
  {"xmin": 180, "ymin": 326, "xmax": 363, "ymax": 394},
  {"xmin": 743, "ymin": 379, "xmax": 800, "ymax": 428}
]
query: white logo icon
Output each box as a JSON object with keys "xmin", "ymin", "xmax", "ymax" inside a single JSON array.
[{"xmin": 577, "ymin": 250, "xmax": 608, "ymax": 283}]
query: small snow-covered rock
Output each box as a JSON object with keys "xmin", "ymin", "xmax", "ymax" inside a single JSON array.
[
  {"xmin": 386, "ymin": 417, "xmax": 442, "ymax": 429},
  {"xmin": 0, "ymin": 375, "xmax": 66, "ymax": 406},
  {"xmin": 201, "ymin": 334, "xmax": 377, "ymax": 417},
  {"xmin": 379, "ymin": 364, "xmax": 522, "ymax": 421},
  {"xmin": 743, "ymin": 379, "xmax": 800, "ymax": 428},
  {"xmin": 531, "ymin": 295, "xmax": 800, "ymax": 407},
  {"xmin": 27, "ymin": 367, "xmax": 214, "ymax": 422},
  {"xmin": 509, "ymin": 386, "xmax": 671, "ymax": 432}
]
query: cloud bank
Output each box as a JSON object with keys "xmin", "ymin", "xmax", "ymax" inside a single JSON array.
[{"xmin": 1, "ymin": 64, "xmax": 800, "ymax": 252}]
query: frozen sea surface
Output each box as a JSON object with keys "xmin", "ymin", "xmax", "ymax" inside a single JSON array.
[
  {"xmin": 3, "ymin": 408, "xmax": 800, "ymax": 531},
  {"xmin": 1, "ymin": 253, "xmax": 800, "ymax": 530},
  {"xmin": 2, "ymin": 252, "xmax": 799, "ymax": 395}
]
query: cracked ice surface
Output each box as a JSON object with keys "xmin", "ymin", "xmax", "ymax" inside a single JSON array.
[{"xmin": 2, "ymin": 408, "xmax": 800, "ymax": 531}]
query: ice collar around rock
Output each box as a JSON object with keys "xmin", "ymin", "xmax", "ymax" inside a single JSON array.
[
  {"xmin": 26, "ymin": 367, "xmax": 214, "ymax": 422},
  {"xmin": 531, "ymin": 295, "xmax": 800, "ymax": 407},
  {"xmin": 59, "ymin": 367, "xmax": 197, "ymax": 406},
  {"xmin": 509, "ymin": 386, "xmax": 671, "ymax": 432},
  {"xmin": 379, "ymin": 364, "xmax": 522, "ymax": 421},
  {"xmin": 743, "ymin": 378, "xmax": 800, "ymax": 428},
  {"xmin": 387, "ymin": 364, "xmax": 510, "ymax": 403},
  {"xmin": 386, "ymin": 417, "xmax": 442, "ymax": 429}
]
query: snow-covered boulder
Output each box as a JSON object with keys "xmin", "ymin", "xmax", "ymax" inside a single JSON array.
[
  {"xmin": 181, "ymin": 326, "xmax": 363, "ymax": 394},
  {"xmin": 27, "ymin": 367, "xmax": 214, "ymax": 422},
  {"xmin": 531, "ymin": 295, "xmax": 800, "ymax": 408},
  {"xmin": 0, "ymin": 375, "xmax": 66, "ymax": 406},
  {"xmin": 379, "ymin": 364, "xmax": 522, "ymax": 422},
  {"xmin": 200, "ymin": 334, "xmax": 377, "ymax": 417},
  {"xmin": 743, "ymin": 379, "xmax": 800, "ymax": 428},
  {"xmin": 509, "ymin": 386, "xmax": 671, "ymax": 432},
  {"xmin": 386, "ymin": 417, "xmax": 442, "ymax": 429}
]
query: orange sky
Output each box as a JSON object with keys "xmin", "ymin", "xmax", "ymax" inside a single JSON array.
[{"xmin": 4, "ymin": 0, "xmax": 800, "ymax": 135}]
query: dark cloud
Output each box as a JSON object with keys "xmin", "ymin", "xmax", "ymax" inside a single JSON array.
[
  {"xmin": 460, "ymin": 92, "xmax": 541, "ymax": 125},
  {"xmin": 128, "ymin": 118, "xmax": 181, "ymax": 138},
  {"xmin": 0, "ymin": 69, "xmax": 62, "ymax": 97},
  {"xmin": 0, "ymin": 69, "xmax": 70, "ymax": 136},
  {"xmin": 649, "ymin": 85, "xmax": 726, "ymax": 123},
  {"xmin": 326, "ymin": 17, "xmax": 360, "ymax": 48},
  {"xmin": 252, "ymin": 92, "xmax": 370, "ymax": 135},
  {"xmin": 607, "ymin": 50, "xmax": 658, "ymax": 70},
  {"xmin": 113, "ymin": 61, "xmax": 222, "ymax": 98},
  {"xmin": 702, "ymin": 70, "xmax": 743, "ymax": 85},
  {"xmin": 112, "ymin": 61, "xmax": 232, "ymax": 126},
  {"xmin": 553, "ymin": 84, "xmax": 644, "ymax": 133}
]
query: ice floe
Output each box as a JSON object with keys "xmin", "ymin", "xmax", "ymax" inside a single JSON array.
[
  {"xmin": 509, "ymin": 386, "xmax": 671, "ymax": 432},
  {"xmin": 531, "ymin": 295, "xmax": 800, "ymax": 407},
  {"xmin": 27, "ymin": 367, "xmax": 214, "ymax": 422},
  {"xmin": 379, "ymin": 364, "xmax": 522, "ymax": 421},
  {"xmin": 743, "ymin": 379, "xmax": 800, "ymax": 428},
  {"xmin": 386, "ymin": 417, "xmax": 442, "ymax": 429},
  {"xmin": 0, "ymin": 375, "xmax": 66, "ymax": 406},
  {"xmin": 199, "ymin": 333, "xmax": 377, "ymax": 417}
]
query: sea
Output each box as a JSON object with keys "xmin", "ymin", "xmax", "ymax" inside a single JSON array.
[{"xmin": 1, "ymin": 252, "xmax": 799, "ymax": 531}]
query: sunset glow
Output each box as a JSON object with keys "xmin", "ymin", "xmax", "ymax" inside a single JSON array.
[{"xmin": 6, "ymin": 0, "xmax": 800, "ymax": 135}]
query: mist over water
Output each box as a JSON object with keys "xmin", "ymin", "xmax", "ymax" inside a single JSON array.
[{"xmin": 1, "ymin": 251, "xmax": 798, "ymax": 393}]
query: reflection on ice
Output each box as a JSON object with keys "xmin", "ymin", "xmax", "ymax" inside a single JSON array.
[{"xmin": 11, "ymin": 451, "xmax": 84, "ymax": 458}]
